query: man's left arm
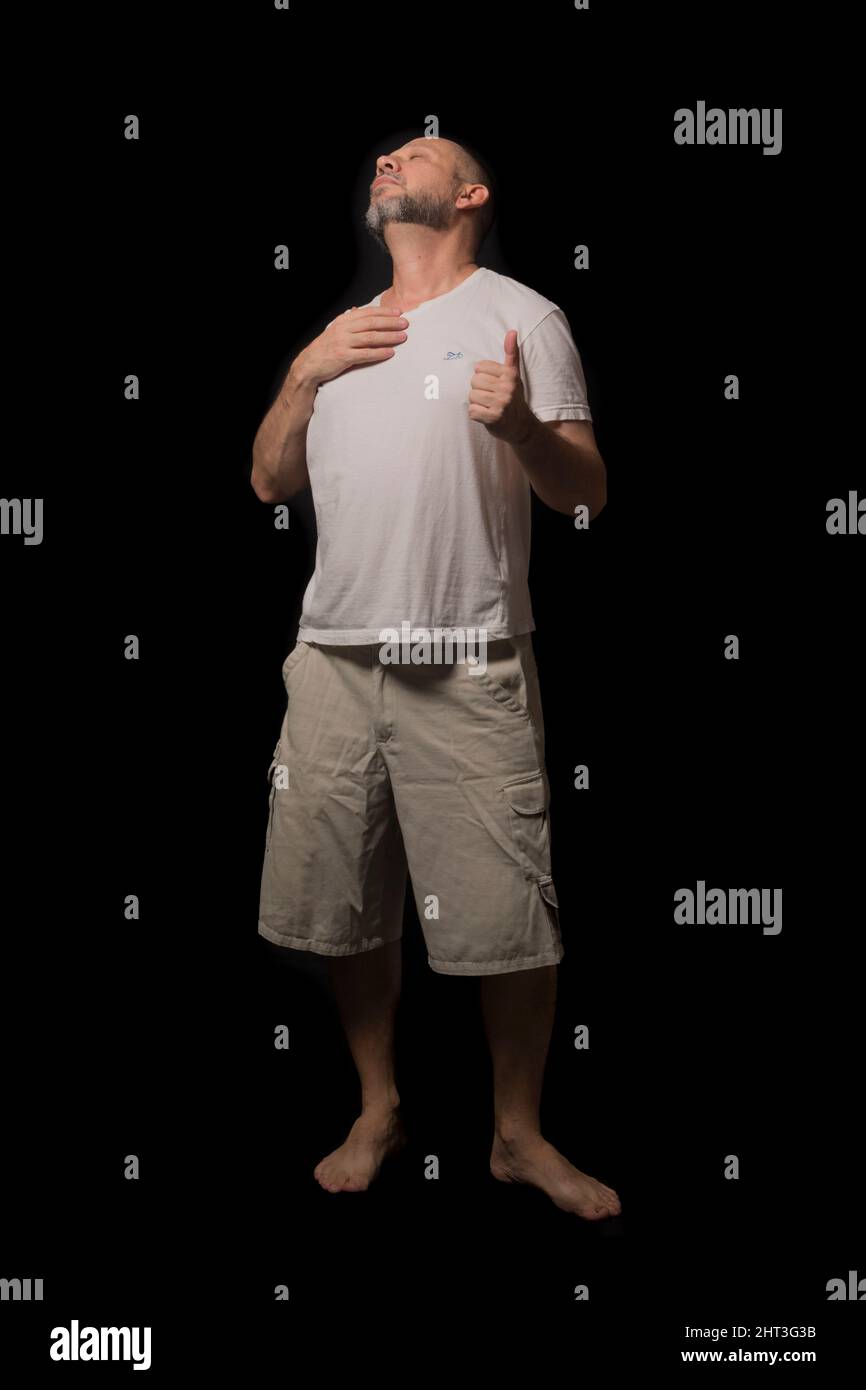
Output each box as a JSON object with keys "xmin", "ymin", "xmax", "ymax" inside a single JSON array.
[
  {"xmin": 469, "ymin": 324, "xmax": 607, "ymax": 519},
  {"xmin": 510, "ymin": 414, "xmax": 607, "ymax": 520}
]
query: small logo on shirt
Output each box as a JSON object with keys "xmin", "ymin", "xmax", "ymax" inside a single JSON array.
[{"xmin": 443, "ymin": 350, "xmax": 464, "ymax": 359}]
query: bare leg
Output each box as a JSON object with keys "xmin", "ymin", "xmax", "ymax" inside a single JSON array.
[
  {"xmin": 313, "ymin": 940, "xmax": 407, "ymax": 1192},
  {"xmin": 481, "ymin": 964, "xmax": 621, "ymax": 1220}
]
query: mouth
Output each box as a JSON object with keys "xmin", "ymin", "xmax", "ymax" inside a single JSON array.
[{"xmin": 373, "ymin": 177, "xmax": 401, "ymax": 191}]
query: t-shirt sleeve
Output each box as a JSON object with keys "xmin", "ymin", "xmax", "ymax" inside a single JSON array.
[{"xmin": 519, "ymin": 307, "xmax": 593, "ymax": 423}]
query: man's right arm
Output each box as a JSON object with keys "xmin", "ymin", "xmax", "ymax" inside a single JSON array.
[
  {"xmin": 250, "ymin": 306, "xmax": 408, "ymax": 502},
  {"xmin": 250, "ymin": 357, "xmax": 319, "ymax": 503}
]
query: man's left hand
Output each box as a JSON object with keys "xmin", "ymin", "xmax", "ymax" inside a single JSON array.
[{"xmin": 468, "ymin": 330, "xmax": 535, "ymax": 444}]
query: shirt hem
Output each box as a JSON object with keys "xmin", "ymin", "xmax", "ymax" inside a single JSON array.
[
  {"xmin": 533, "ymin": 405, "xmax": 593, "ymax": 422},
  {"xmin": 298, "ymin": 621, "xmax": 537, "ymax": 645}
]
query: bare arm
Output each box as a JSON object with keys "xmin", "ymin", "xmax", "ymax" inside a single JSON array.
[
  {"xmin": 250, "ymin": 359, "xmax": 319, "ymax": 503},
  {"xmin": 512, "ymin": 417, "xmax": 607, "ymax": 520},
  {"xmin": 468, "ymin": 333, "xmax": 606, "ymax": 521},
  {"xmin": 250, "ymin": 306, "xmax": 410, "ymax": 504}
]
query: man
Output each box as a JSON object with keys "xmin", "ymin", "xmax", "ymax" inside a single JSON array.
[{"xmin": 251, "ymin": 135, "xmax": 620, "ymax": 1221}]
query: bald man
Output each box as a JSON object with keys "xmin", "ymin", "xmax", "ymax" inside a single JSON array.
[{"xmin": 252, "ymin": 135, "xmax": 619, "ymax": 1221}]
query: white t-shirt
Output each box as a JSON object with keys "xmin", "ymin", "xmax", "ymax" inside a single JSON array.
[{"xmin": 297, "ymin": 266, "xmax": 593, "ymax": 644}]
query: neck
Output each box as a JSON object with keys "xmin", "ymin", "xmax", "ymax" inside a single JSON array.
[{"xmin": 383, "ymin": 256, "xmax": 478, "ymax": 308}]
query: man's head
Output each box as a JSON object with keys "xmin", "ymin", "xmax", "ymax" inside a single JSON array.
[{"xmin": 364, "ymin": 136, "xmax": 497, "ymax": 258}]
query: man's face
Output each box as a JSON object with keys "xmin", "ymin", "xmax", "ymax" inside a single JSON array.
[{"xmin": 364, "ymin": 138, "xmax": 463, "ymax": 245}]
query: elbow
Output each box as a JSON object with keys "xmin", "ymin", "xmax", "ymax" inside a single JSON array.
[
  {"xmin": 565, "ymin": 457, "xmax": 606, "ymax": 521},
  {"xmin": 589, "ymin": 457, "xmax": 607, "ymax": 521},
  {"xmin": 250, "ymin": 475, "xmax": 273, "ymax": 504},
  {"xmin": 590, "ymin": 482, "xmax": 607, "ymax": 522},
  {"xmin": 252, "ymin": 476, "xmax": 278, "ymax": 504},
  {"xmin": 250, "ymin": 453, "xmax": 280, "ymax": 504}
]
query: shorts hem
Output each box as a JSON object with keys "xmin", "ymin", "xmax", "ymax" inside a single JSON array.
[
  {"xmin": 426, "ymin": 947, "xmax": 564, "ymax": 976},
  {"xmin": 258, "ymin": 922, "xmax": 402, "ymax": 955}
]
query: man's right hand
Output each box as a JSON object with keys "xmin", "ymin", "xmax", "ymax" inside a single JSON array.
[{"xmin": 295, "ymin": 306, "xmax": 409, "ymax": 386}]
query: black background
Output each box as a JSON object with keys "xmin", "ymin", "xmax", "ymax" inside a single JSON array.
[{"xmin": 2, "ymin": 2, "xmax": 861, "ymax": 1376}]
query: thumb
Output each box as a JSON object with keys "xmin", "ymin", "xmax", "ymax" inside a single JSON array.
[{"xmin": 503, "ymin": 329, "xmax": 519, "ymax": 368}]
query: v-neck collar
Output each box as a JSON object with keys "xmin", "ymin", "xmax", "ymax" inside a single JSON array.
[{"xmin": 372, "ymin": 266, "xmax": 484, "ymax": 319}]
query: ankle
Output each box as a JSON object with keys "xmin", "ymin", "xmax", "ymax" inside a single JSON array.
[
  {"xmin": 494, "ymin": 1117, "xmax": 541, "ymax": 1145},
  {"xmin": 361, "ymin": 1091, "xmax": 401, "ymax": 1116}
]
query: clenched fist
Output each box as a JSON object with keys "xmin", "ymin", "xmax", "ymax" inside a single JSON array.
[{"xmin": 468, "ymin": 330, "xmax": 535, "ymax": 444}]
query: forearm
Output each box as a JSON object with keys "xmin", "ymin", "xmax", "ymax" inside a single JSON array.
[
  {"xmin": 511, "ymin": 413, "xmax": 607, "ymax": 520},
  {"xmin": 251, "ymin": 359, "xmax": 320, "ymax": 502}
]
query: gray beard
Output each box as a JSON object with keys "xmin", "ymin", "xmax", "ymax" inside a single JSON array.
[{"xmin": 364, "ymin": 188, "xmax": 456, "ymax": 247}]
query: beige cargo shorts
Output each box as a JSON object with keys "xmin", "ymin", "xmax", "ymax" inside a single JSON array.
[{"xmin": 257, "ymin": 634, "xmax": 564, "ymax": 975}]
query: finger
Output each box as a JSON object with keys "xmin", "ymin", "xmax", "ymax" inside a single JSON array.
[
  {"xmin": 350, "ymin": 305, "xmax": 407, "ymax": 318},
  {"xmin": 503, "ymin": 329, "xmax": 520, "ymax": 368},
  {"xmin": 349, "ymin": 315, "xmax": 410, "ymax": 333},
  {"xmin": 351, "ymin": 330, "xmax": 410, "ymax": 345},
  {"xmin": 343, "ymin": 348, "xmax": 400, "ymax": 369}
]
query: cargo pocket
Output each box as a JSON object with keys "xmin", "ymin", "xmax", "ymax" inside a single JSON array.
[
  {"xmin": 265, "ymin": 739, "xmax": 281, "ymax": 852},
  {"xmin": 502, "ymin": 770, "xmax": 552, "ymax": 881},
  {"xmin": 537, "ymin": 876, "xmax": 563, "ymax": 954}
]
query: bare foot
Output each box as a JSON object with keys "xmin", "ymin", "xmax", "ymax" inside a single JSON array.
[
  {"xmin": 490, "ymin": 1130, "xmax": 621, "ymax": 1220},
  {"xmin": 314, "ymin": 1104, "xmax": 407, "ymax": 1193}
]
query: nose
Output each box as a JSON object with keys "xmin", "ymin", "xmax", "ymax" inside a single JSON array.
[{"xmin": 374, "ymin": 159, "xmax": 400, "ymax": 185}]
